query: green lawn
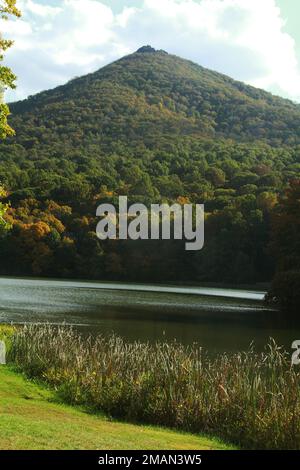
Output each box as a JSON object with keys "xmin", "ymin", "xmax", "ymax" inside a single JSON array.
[{"xmin": 0, "ymin": 366, "xmax": 234, "ymax": 450}]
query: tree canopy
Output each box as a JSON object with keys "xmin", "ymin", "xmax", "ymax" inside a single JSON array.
[
  {"xmin": 267, "ymin": 180, "xmax": 300, "ymax": 313},
  {"xmin": 0, "ymin": 46, "xmax": 299, "ymax": 290}
]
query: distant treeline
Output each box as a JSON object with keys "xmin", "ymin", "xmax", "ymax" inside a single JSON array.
[{"xmin": 0, "ymin": 139, "xmax": 299, "ymax": 293}]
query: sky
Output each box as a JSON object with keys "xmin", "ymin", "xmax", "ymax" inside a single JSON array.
[{"xmin": 2, "ymin": 0, "xmax": 300, "ymax": 103}]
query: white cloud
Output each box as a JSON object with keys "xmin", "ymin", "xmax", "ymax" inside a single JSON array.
[
  {"xmin": 24, "ymin": 0, "xmax": 62, "ymax": 17},
  {"xmin": 3, "ymin": 0, "xmax": 300, "ymax": 102}
]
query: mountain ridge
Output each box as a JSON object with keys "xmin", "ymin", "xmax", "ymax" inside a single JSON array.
[
  {"xmin": 7, "ymin": 46, "xmax": 300, "ymax": 147},
  {"xmin": 10, "ymin": 46, "xmax": 299, "ymax": 110}
]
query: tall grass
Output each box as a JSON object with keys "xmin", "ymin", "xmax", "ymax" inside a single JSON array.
[
  {"xmin": 0, "ymin": 324, "xmax": 16, "ymax": 352},
  {"xmin": 8, "ymin": 324, "xmax": 300, "ymax": 449}
]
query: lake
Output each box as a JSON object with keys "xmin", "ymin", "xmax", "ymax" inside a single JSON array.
[{"xmin": 0, "ymin": 276, "xmax": 298, "ymax": 354}]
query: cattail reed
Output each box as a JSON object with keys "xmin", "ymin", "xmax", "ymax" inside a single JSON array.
[{"xmin": 7, "ymin": 324, "xmax": 300, "ymax": 449}]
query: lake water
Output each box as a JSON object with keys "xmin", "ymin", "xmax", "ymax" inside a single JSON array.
[{"xmin": 0, "ymin": 277, "xmax": 298, "ymax": 354}]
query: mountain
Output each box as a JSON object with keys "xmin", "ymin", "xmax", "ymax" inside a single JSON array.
[
  {"xmin": 1, "ymin": 45, "xmax": 299, "ymax": 204},
  {"xmin": 7, "ymin": 45, "xmax": 300, "ymax": 151},
  {"xmin": 0, "ymin": 47, "xmax": 299, "ymax": 283}
]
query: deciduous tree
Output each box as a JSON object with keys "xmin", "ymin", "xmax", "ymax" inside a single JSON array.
[
  {"xmin": 268, "ymin": 179, "xmax": 300, "ymax": 313},
  {"xmin": 0, "ymin": 0, "xmax": 21, "ymax": 138}
]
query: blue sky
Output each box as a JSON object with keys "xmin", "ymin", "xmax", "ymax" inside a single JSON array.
[{"xmin": 3, "ymin": 0, "xmax": 300, "ymax": 102}]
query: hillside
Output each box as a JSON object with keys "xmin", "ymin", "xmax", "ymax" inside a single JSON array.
[
  {"xmin": 0, "ymin": 46, "xmax": 299, "ymax": 283},
  {"xmin": 8, "ymin": 45, "xmax": 300, "ymax": 149}
]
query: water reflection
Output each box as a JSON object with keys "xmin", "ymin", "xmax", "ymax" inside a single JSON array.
[{"xmin": 0, "ymin": 277, "xmax": 299, "ymax": 353}]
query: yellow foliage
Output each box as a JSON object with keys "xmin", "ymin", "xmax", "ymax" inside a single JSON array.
[
  {"xmin": 177, "ymin": 196, "xmax": 191, "ymax": 205},
  {"xmin": 20, "ymin": 221, "xmax": 51, "ymax": 242}
]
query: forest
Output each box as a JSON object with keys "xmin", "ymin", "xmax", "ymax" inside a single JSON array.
[{"xmin": 0, "ymin": 47, "xmax": 299, "ymax": 311}]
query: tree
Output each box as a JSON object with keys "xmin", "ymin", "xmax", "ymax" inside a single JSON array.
[
  {"xmin": 267, "ymin": 179, "xmax": 300, "ymax": 313},
  {"xmin": 0, "ymin": 201, "xmax": 9, "ymax": 233},
  {"xmin": 0, "ymin": 0, "xmax": 21, "ymax": 138},
  {"xmin": 0, "ymin": 184, "xmax": 11, "ymax": 235},
  {"xmin": 256, "ymin": 191, "xmax": 277, "ymax": 212}
]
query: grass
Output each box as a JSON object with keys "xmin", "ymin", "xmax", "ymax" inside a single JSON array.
[
  {"xmin": 0, "ymin": 366, "xmax": 233, "ymax": 450},
  {"xmin": 6, "ymin": 324, "xmax": 300, "ymax": 450}
]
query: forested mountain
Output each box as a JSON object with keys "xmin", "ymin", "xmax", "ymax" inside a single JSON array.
[
  {"xmin": 0, "ymin": 46, "xmax": 299, "ymax": 286},
  {"xmin": 8, "ymin": 45, "xmax": 300, "ymax": 147}
]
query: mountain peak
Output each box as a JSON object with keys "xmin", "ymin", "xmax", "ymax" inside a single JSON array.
[
  {"xmin": 136, "ymin": 45, "xmax": 157, "ymax": 53},
  {"xmin": 136, "ymin": 45, "xmax": 167, "ymax": 54},
  {"xmin": 9, "ymin": 46, "xmax": 300, "ymax": 146}
]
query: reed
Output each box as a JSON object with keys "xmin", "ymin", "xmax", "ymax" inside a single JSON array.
[{"xmin": 8, "ymin": 324, "xmax": 300, "ymax": 449}]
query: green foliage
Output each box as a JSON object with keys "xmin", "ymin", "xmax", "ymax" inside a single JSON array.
[
  {"xmin": 268, "ymin": 180, "xmax": 300, "ymax": 312},
  {"xmin": 0, "ymin": 103, "xmax": 14, "ymax": 138},
  {"xmin": 0, "ymin": 324, "xmax": 15, "ymax": 341},
  {"xmin": 268, "ymin": 271, "xmax": 300, "ymax": 313},
  {"xmin": 8, "ymin": 48, "xmax": 300, "ymax": 147},
  {"xmin": 0, "ymin": 196, "xmax": 11, "ymax": 235},
  {"xmin": 0, "ymin": 0, "xmax": 21, "ymax": 138},
  {"xmin": 0, "ymin": 47, "xmax": 299, "ymax": 282},
  {"xmin": 0, "ymin": 324, "xmax": 15, "ymax": 353}
]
